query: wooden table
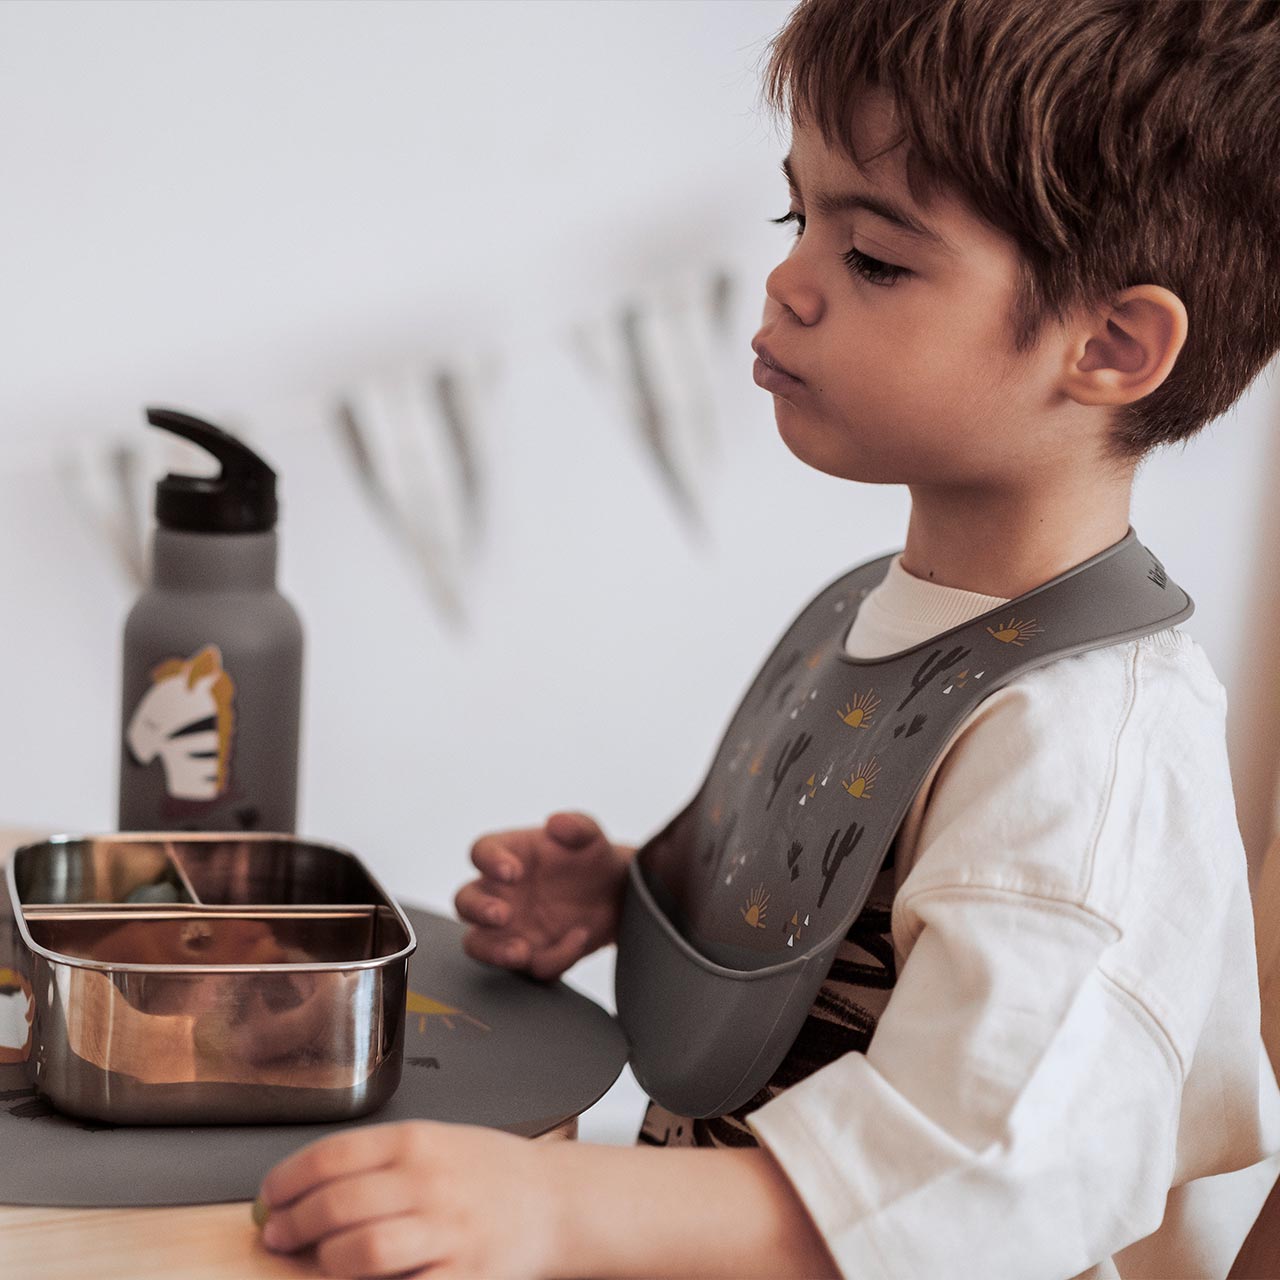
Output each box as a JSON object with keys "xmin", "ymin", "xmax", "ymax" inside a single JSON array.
[
  {"xmin": 0, "ymin": 828, "xmax": 583, "ymax": 1279},
  {"xmin": 0, "ymin": 1120, "xmax": 577, "ymax": 1280}
]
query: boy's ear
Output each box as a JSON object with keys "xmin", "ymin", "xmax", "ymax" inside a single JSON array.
[{"xmin": 1062, "ymin": 284, "xmax": 1188, "ymax": 407}]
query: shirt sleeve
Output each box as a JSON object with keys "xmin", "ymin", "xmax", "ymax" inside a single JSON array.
[
  {"xmin": 745, "ymin": 884, "xmax": 1181, "ymax": 1279},
  {"xmin": 743, "ymin": 656, "xmax": 1191, "ymax": 1280}
]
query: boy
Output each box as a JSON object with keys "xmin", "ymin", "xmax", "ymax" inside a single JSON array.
[{"xmin": 255, "ymin": 1, "xmax": 1280, "ymax": 1276}]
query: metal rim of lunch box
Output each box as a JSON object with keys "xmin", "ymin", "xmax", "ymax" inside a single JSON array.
[{"xmin": 5, "ymin": 831, "xmax": 418, "ymax": 974}]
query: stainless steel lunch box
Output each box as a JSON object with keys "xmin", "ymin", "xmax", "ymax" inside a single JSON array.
[{"xmin": 4, "ymin": 833, "xmax": 417, "ymax": 1125}]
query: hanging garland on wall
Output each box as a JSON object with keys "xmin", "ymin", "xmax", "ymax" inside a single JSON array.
[{"xmin": 54, "ymin": 261, "xmax": 742, "ymax": 623}]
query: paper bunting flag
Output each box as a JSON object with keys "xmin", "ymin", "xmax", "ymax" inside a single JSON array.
[
  {"xmin": 56, "ymin": 438, "xmax": 149, "ymax": 588},
  {"xmin": 567, "ymin": 264, "xmax": 738, "ymax": 537},
  {"xmin": 333, "ymin": 351, "xmax": 500, "ymax": 627}
]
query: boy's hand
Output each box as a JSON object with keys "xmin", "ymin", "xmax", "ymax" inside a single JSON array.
[
  {"xmin": 454, "ymin": 811, "xmax": 632, "ymax": 981},
  {"xmin": 257, "ymin": 1119, "xmax": 557, "ymax": 1279}
]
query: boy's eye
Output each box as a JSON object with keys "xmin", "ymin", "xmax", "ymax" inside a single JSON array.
[{"xmin": 769, "ymin": 210, "xmax": 910, "ymax": 287}]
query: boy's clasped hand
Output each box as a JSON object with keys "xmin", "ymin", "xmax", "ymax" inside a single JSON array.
[
  {"xmin": 254, "ymin": 811, "xmax": 634, "ymax": 1277},
  {"xmin": 454, "ymin": 809, "xmax": 634, "ymax": 981},
  {"xmin": 256, "ymin": 1117, "xmax": 559, "ymax": 1278}
]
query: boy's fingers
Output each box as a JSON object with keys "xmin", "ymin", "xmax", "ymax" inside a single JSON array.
[
  {"xmin": 261, "ymin": 1168, "xmax": 416, "ymax": 1253},
  {"xmin": 545, "ymin": 811, "xmax": 603, "ymax": 849},
  {"xmin": 453, "ymin": 882, "xmax": 510, "ymax": 927},
  {"xmin": 469, "ymin": 835, "xmax": 523, "ymax": 882},
  {"xmin": 528, "ymin": 925, "xmax": 591, "ymax": 981},
  {"xmin": 259, "ymin": 1124, "xmax": 398, "ymax": 1208},
  {"xmin": 460, "ymin": 927, "xmax": 529, "ymax": 970},
  {"xmin": 315, "ymin": 1216, "xmax": 440, "ymax": 1279}
]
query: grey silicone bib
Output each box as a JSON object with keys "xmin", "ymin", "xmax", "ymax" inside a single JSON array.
[{"xmin": 614, "ymin": 527, "xmax": 1192, "ymax": 1118}]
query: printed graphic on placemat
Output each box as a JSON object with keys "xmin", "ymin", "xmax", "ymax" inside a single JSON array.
[
  {"xmin": 0, "ymin": 968, "xmax": 33, "ymax": 1065},
  {"xmin": 406, "ymin": 989, "xmax": 490, "ymax": 1037}
]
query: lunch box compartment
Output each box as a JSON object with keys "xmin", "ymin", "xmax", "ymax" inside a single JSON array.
[
  {"xmin": 11, "ymin": 839, "xmax": 198, "ymax": 907},
  {"xmin": 165, "ymin": 838, "xmax": 387, "ymax": 907}
]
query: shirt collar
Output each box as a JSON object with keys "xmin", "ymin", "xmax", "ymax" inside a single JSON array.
[{"xmin": 844, "ymin": 553, "xmax": 1011, "ymax": 659}]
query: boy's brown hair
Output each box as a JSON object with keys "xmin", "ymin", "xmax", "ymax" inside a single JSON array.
[{"xmin": 758, "ymin": 0, "xmax": 1280, "ymax": 465}]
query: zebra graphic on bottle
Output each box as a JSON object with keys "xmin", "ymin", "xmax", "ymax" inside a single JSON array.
[{"xmin": 125, "ymin": 644, "xmax": 237, "ymax": 802}]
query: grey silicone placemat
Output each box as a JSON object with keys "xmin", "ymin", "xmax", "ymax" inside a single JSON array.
[{"xmin": 0, "ymin": 888, "xmax": 629, "ymax": 1207}]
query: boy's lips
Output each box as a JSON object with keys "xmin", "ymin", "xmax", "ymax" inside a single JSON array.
[{"xmin": 751, "ymin": 339, "xmax": 804, "ymax": 383}]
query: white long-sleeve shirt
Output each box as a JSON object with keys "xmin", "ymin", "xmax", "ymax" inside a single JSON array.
[{"xmin": 644, "ymin": 552, "xmax": 1280, "ymax": 1278}]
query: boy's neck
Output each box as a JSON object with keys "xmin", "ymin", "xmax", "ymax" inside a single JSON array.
[{"xmin": 900, "ymin": 470, "xmax": 1135, "ymax": 601}]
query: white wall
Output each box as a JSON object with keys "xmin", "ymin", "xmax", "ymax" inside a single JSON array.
[{"xmin": 1, "ymin": 0, "xmax": 1276, "ymax": 1144}]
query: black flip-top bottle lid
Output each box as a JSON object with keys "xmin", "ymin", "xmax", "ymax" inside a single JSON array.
[{"xmin": 146, "ymin": 406, "xmax": 278, "ymax": 534}]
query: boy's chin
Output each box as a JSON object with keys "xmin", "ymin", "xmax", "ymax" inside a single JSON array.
[{"xmin": 775, "ymin": 415, "xmax": 889, "ymax": 484}]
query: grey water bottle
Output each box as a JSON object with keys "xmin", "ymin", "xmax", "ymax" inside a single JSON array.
[{"xmin": 118, "ymin": 406, "xmax": 304, "ymax": 832}]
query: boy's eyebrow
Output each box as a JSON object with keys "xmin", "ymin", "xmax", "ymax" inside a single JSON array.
[{"xmin": 781, "ymin": 153, "xmax": 956, "ymax": 255}]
